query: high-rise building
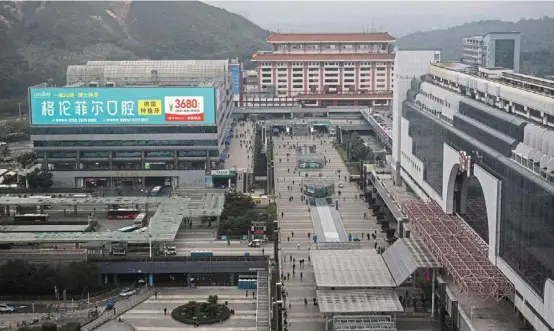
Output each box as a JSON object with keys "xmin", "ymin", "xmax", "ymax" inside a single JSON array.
[
  {"xmin": 462, "ymin": 32, "xmax": 521, "ymax": 72},
  {"xmin": 394, "ymin": 60, "xmax": 554, "ymax": 331},
  {"xmin": 251, "ymin": 33, "xmax": 397, "ymax": 107}
]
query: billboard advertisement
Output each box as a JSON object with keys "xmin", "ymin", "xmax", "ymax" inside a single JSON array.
[
  {"xmin": 29, "ymin": 87, "xmax": 216, "ymax": 126},
  {"xmin": 229, "ymin": 64, "xmax": 241, "ymax": 97}
]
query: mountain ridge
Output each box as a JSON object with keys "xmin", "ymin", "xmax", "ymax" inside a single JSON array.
[
  {"xmin": 396, "ymin": 16, "xmax": 554, "ymax": 76},
  {"xmin": 0, "ymin": 1, "xmax": 271, "ymax": 102}
]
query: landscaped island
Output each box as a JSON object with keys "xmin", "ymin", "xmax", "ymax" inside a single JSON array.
[{"xmin": 171, "ymin": 295, "xmax": 231, "ymax": 325}]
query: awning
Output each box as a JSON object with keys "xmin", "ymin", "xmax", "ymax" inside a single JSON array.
[
  {"xmin": 310, "ymin": 249, "xmax": 396, "ymax": 288},
  {"xmin": 382, "ymin": 238, "xmax": 442, "ymax": 286},
  {"xmin": 333, "ymin": 315, "xmax": 397, "ymax": 331},
  {"xmin": 317, "ymin": 288, "xmax": 404, "ymax": 314}
]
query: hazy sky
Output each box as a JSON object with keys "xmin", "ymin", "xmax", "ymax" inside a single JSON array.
[{"xmin": 204, "ymin": 1, "xmax": 554, "ymax": 36}]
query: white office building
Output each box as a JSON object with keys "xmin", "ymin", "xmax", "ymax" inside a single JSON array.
[{"xmin": 462, "ymin": 32, "xmax": 521, "ymax": 72}]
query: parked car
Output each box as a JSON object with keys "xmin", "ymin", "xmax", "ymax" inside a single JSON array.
[
  {"xmin": 248, "ymin": 239, "xmax": 262, "ymax": 247},
  {"xmin": 119, "ymin": 288, "xmax": 137, "ymax": 298},
  {"xmin": 0, "ymin": 303, "xmax": 15, "ymax": 312}
]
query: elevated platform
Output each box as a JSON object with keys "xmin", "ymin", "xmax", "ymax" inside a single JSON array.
[{"xmin": 310, "ymin": 199, "xmax": 347, "ymax": 242}]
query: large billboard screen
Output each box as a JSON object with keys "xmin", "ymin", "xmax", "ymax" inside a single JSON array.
[
  {"xmin": 29, "ymin": 87, "xmax": 216, "ymax": 126},
  {"xmin": 229, "ymin": 64, "xmax": 241, "ymax": 97}
]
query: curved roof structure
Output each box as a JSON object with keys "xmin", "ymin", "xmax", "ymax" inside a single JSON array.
[{"xmin": 66, "ymin": 60, "xmax": 229, "ymax": 87}]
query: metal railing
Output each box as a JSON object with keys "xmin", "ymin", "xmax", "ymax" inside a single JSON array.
[
  {"xmin": 256, "ymin": 271, "xmax": 270, "ymax": 331},
  {"xmin": 81, "ymin": 288, "xmax": 154, "ymax": 331}
]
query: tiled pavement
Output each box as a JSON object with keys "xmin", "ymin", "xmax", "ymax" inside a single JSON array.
[
  {"xmin": 273, "ymin": 133, "xmax": 386, "ymax": 331},
  {"xmin": 119, "ymin": 287, "xmax": 257, "ymax": 331}
]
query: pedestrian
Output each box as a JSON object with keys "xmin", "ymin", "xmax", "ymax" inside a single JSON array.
[
  {"xmin": 297, "ymin": 243, "xmax": 300, "ymax": 250},
  {"xmin": 113, "ymin": 307, "xmax": 116, "ymax": 316},
  {"xmin": 300, "ymin": 272, "xmax": 303, "ymax": 280},
  {"xmin": 287, "ymin": 236, "xmax": 290, "ymax": 242},
  {"xmin": 154, "ymin": 291, "xmax": 157, "ymax": 299},
  {"xmin": 164, "ymin": 307, "xmax": 167, "ymax": 315},
  {"xmin": 246, "ymin": 291, "xmax": 249, "ymax": 297}
]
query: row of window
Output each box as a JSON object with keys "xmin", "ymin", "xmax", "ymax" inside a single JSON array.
[
  {"xmin": 43, "ymin": 150, "xmax": 220, "ymax": 159},
  {"xmin": 260, "ymin": 62, "xmax": 392, "ymax": 67},
  {"xmin": 419, "ymin": 89, "xmax": 452, "ymax": 108},
  {"xmin": 30, "ymin": 126, "xmax": 218, "ymax": 135},
  {"xmin": 34, "ymin": 140, "xmax": 218, "ymax": 147},
  {"xmin": 48, "ymin": 161, "xmax": 208, "ymax": 172}
]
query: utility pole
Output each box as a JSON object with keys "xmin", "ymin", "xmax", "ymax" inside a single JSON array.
[{"xmin": 18, "ymin": 102, "xmax": 22, "ymax": 119}]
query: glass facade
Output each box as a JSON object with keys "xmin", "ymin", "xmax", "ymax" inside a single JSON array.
[
  {"xmin": 495, "ymin": 39, "xmax": 516, "ymax": 70},
  {"xmin": 403, "ymin": 100, "xmax": 554, "ymax": 296},
  {"xmin": 402, "ymin": 101, "xmax": 445, "ymax": 195},
  {"xmin": 34, "ymin": 140, "xmax": 218, "ymax": 147},
  {"xmin": 31, "ymin": 125, "xmax": 217, "ymax": 135}
]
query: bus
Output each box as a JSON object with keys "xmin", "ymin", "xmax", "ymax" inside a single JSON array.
[
  {"xmin": 14, "ymin": 214, "xmax": 49, "ymax": 222},
  {"xmin": 133, "ymin": 213, "xmax": 147, "ymax": 227},
  {"xmin": 117, "ymin": 225, "xmax": 140, "ymax": 232},
  {"xmin": 107, "ymin": 208, "xmax": 139, "ymax": 220},
  {"xmin": 150, "ymin": 186, "xmax": 163, "ymax": 197}
]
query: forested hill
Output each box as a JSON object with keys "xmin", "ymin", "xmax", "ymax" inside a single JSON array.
[
  {"xmin": 0, "ymin": 1, "xmax": 271, "ymax": 100},
  {"xmin": 397, "ymin": 16, "xmax": 554, "ymax": 77}
]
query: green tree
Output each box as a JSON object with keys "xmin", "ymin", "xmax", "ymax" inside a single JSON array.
[
  {"xmin": 26, "ymin": 168, "xmax": 53, "ymax": 189},
  {"xmin": 0, "ymin": 145, "xmax": 9, "ymax": 160},
  {"xmin": 207, "ymin": 295, "xmax": 219, "ymax": 305},
  {"xmin": 17, "ymin": 151, "xmax": 38, "ymax": 168}
]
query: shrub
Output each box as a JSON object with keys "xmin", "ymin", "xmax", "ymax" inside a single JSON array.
[
  {"xmin": 172, "ymin": 300, "xmax": 230, "ymax": 325},
  {"xmin": 58, "ymin": 322, "xmax": 81, "ymax": 331},
  {"xmin": 41, "ymin": 322, "xmax": 57, "ymax": 331}
]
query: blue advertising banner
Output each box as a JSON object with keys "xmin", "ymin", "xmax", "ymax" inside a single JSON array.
[
  {"xmin": 29, "ymin": 87, "xmax": 216, "ymax": 126},
  {"xmin": 229, "ymin": 64, "xmax": 241, "ymax": 97}
]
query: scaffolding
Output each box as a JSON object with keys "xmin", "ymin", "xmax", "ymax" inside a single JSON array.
[
  {"xmin": 403, "ymin": 200, "xmax": 513, "ymax": 301},
  {"xmin": 66, "ymin": 60, "xmax": 230, "ymax": 87}
]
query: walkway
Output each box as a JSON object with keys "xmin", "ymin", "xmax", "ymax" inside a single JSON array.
[
  {"xmin": 120, "ymin": 287, "xmax": 257, "ymax": 331},
  {"xmin": 274, "ymin": 133, "xmax": 385, "ymax": 331},
  {"xmin": 225, "ymin": 120, "xmax": 256, "ymax": 172},
  {"xmin": 82, "ymin": 288, "xmax": 154, "ymax": 331},
  {"xmin": 310, "ymin": 199, "xmax": 347, "ymax": 242}
]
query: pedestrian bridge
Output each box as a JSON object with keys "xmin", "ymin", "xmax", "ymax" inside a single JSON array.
[{"xmin": 88, "ymin": 255, "xmax": 269, "ymax": 274}]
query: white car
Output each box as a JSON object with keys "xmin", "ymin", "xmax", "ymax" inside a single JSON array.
[
  {"xmin": 248, "ymin": 239, "xmax": 262, "ymax": 247},
  {"xmin": 338, "ymin": 181, "xmax": 344, "ymax": 188},
  {"xmin": 0, "ymin": 303, "xmax": 15, "ymax": 312},
  {"xmin": 119, "ymin": 288, "xmax": 137, "ymax": 298}
]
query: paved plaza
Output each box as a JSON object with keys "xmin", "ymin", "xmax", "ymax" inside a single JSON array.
[
  {"xmin": 273, "ymin": 133, "xmax": 386, "ymax": 331},
  {"xmin": 119, "ymin": 287, "xmax": 257, "ymax": 331}
]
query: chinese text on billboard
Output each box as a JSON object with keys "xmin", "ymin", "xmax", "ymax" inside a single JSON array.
[{"xmin": 29, "ymin": 87, "xmax": 216, "ymax": 125}]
